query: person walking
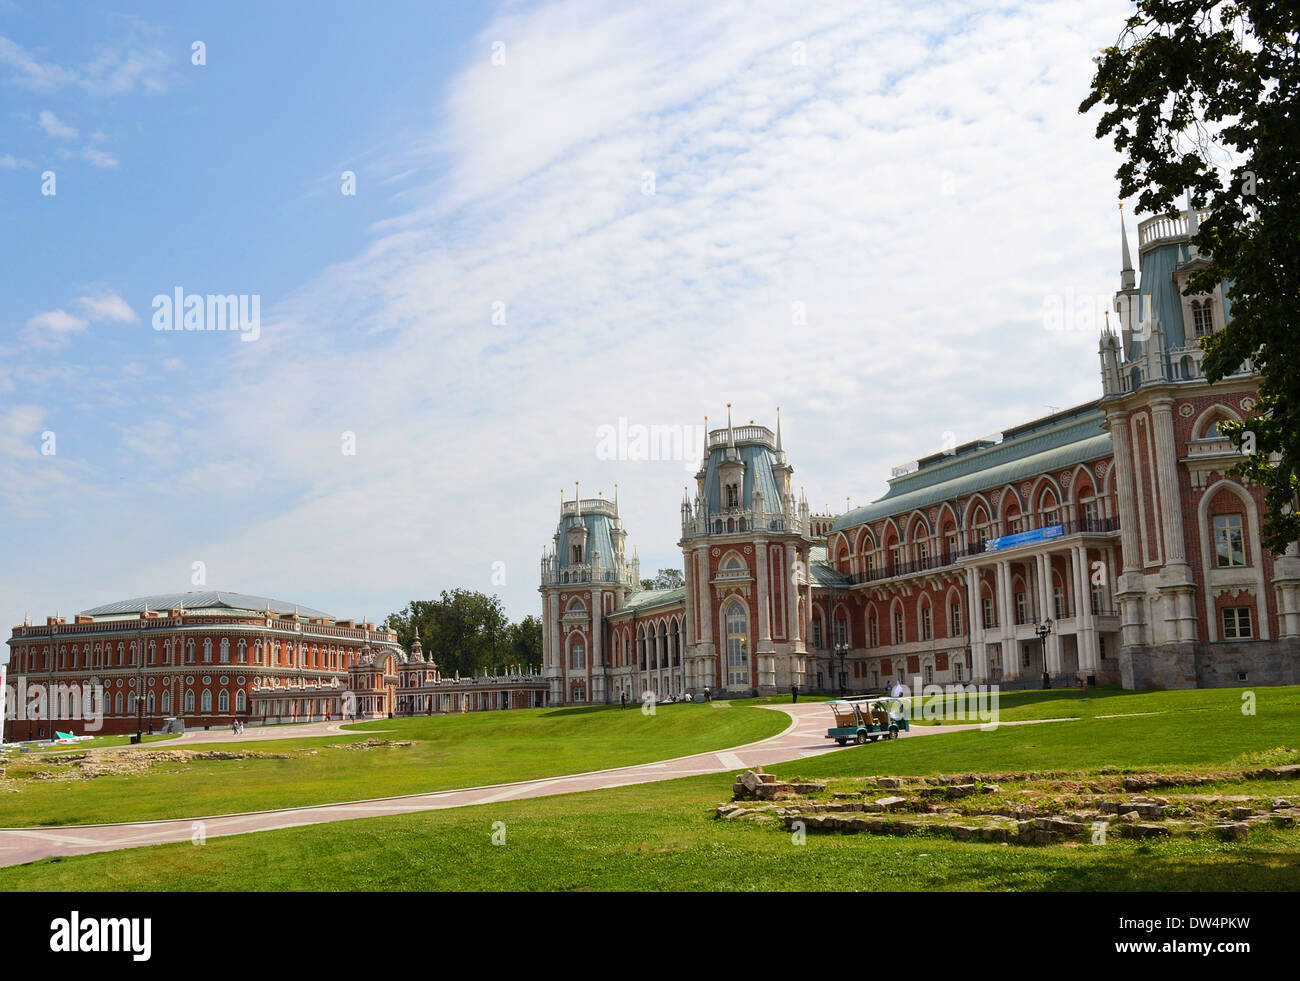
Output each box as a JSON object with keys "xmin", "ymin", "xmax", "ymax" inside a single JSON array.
[
  {"xmin": 620, "ymin": 690, "xmax": 628, "ymax": 710},
  {"xmin": 704, "ymin": 686, "xmax": 711, "ymax": 702},
  {"xmin": 791, "ymin": 684, "xmax": 799, "ymax": 704}
]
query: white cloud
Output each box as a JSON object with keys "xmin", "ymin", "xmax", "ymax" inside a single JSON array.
[
  {"xmin": 77, "ymin": 291, "xmax": 137, "ymax": 323},
  {"xmin": 0, "ymin": 31, "xmax": 168, "ymax": 95},
  {"xmin": 0, "ymin": 0, "xmax": 1138, "ymax": 633},
  {"xmin": 22, "ymin": 309, "xmax": 88, "ymax": 348},
  {"xmin": 0, "ymin": 152, "xmax": 33, "ymax": 168},
  {"xmin": 38, "ymin": 109, "xmax": 76, "ymax": 139},
  {"xmin": 81, "ymin": 147, "xmax": 118, "ymax": 168}
]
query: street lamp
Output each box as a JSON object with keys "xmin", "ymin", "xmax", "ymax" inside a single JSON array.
[
  {"xmin": 834, "ymin": 642, "xmax": 848, "ymax": 695},
  {"xmin": 135, "ymin": 620, "xmax": 144, "ymax": 744},
  {"xmin": 1035, "ymin": 617, "xmax": 1054, "ymax": 690}
]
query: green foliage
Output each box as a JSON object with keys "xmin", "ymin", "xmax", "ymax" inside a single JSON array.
[
  {"xmin": 640, "ymin": 568, "xmax": 684, "ymax": 591},
  {"xmin": 1080, "ymin": 1, "xmax": 1300, "ymax": 553},
  {"xmin": 386, "ymin": 590, "xmax": 540, "ymax": 677}
]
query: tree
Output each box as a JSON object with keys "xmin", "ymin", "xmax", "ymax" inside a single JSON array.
[
  {"xmin": 640, "ymin": 568, "xmax": 684, "ymax": 591},
  {"xmin": 387, "ymin": 589, "xmax": 509, "ymax": 678},
  {"xmin": 1080, "ymin": 0, "xmax": 1300, "ymax": 554}
]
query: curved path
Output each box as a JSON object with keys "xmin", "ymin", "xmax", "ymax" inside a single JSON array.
[{"xmin": 0, "ymin": 705, "xmax": 1073, "ymax": 868}]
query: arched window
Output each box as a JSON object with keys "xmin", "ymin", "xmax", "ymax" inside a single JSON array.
[
  {"xmin": 201, "ymin": 689, "xmax": 212, "ymax": 713},
  {"xmin": 220, "ymin": 639, "xmax": 230, "ymax": 663},
  {"xmin": 1191, "ymin": 299, "xmax": 1214, "ymax": 338},
  {"xmin": 148, "ymin": 641, "xmax": 156, "ymax": 665},
  {"xmin": 236, "ymin": 690, "xmax": 246, "ymax": 713},
  {"xmin": 919, "ymin": 601, "xmax": 933, "ymax": 641},
  {"xmin": 114, "ymin": 692, "xmax": 123, "ymax": 714},
  {"xmin": 254, "ymin": 640, "xmax": 263, "ymax": 665},
  {"xmin": 185, "ymin": 690, "xmax": 195, "ymax": 713},
  {"xmin": 203, "ymin": 638, "xmax": 213, "ymax": 663},
  {"xmin": 218, "ymin": 689, "xmax": 230, "ymax": 712},
  {"xmin": 147, "ymin": 692, "xmax": 155, "ymax": 713},
  {"xmin": 237, "ymin": 639, "xmax": 247, "ymax": 664},
  {"xmin": 187, "ymin": 639, "xmax": 195, "ymax": 664},
  {"xmin": 127, "ymin": 692, "xmax": 136, "ymax": 714},
  {"xmin": 162, "ymin": 691, "xmax": 171, "ymax": 714},
  {"xmin": 570, "ymin": 640, "xmax": 585, "ymax": 670},
  {"xmin": 725, "ymin": 602, "xmax": 749, "ymax": 686}
]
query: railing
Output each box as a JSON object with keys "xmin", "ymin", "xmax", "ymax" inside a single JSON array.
[
  {"xmin": 560, "ymin": 498, "xmax": 617, "ymax": 518},
  {"xmin": 1138, "ymin": 209, "xmax": 1211, "ymax": 250},
  {"xmin": 540, "ymin": 566, "xmax": 637, "ymax": 587},
  {"xmin": 707, "ymin": 425, "xmax": 775, "ymax": 450}
]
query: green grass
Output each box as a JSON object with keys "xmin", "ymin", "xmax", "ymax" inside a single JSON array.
[
  {"xmin": 2, "ymin": 686, "xmax": 1296, "ymax": 891},
  {"xmin": 4, "ymin": 772, "xmax": 1297, "ymax": 892},
  {"xmin": 768, "ymin": 686, "xmax": 1300, "ymax": 779},
  {"xmin": 0, "ymin": 701, "xmax": 787, "ymax": 828},
  {"xmin": 1, "ymin": 732, "xmax": 183, "ymax": 755}
]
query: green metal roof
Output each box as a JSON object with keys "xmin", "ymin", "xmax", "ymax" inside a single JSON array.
[
  {"xmin": 833, "ymin": 404, "xmax": 1111, "ymax": 534},
  {"xmin": 612, "ymin": 587, "xmax": 686, "ymax": 615},
  {"xmin": 80, "ymin": 591, "xmax": 333, "ymax": 619}
]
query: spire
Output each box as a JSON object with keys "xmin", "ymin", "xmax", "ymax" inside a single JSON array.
[
  {"xmin": 614, "ymin": 482, "xmax": 619, "ymax": 513},
  {"xmin": 1120, "ymin": 203, "xmax": 1135, "ymax": 290},
  {"xmin": 1186, "ymin": 190, "xmax": 1200, "ymax": 257},
  {"xmin": 726, "ymin": 403, "xmax": 735, "ymax": 448},
  {"xmin": 699, "ymin": 415, "xmax": 710, "ymax": 469},
  {"xmin": 775, "ymin": 406, "xmax": 783, "ymax": 452}
]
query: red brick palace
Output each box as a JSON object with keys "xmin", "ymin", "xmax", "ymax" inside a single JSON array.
[
  {"xmin": 540, "ymin": 208, "xmax": 1300, "ymax": 704},
  {"xmin": 3, "ymin": 593, "xmax": 547, "ymax": 740}
]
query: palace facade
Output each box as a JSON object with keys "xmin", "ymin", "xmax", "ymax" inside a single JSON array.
[
  {"xmin": 3, "ymin": 591, "xmax": 546, "ymax": 739},
  {"xmin": 540, "ymin": 208, "xmax": 1300, "ymax": 704}
]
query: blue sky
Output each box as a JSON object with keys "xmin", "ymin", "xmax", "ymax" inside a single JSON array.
[{"xmin": 2, "ymin": 0, "xmax": 1137, "ymax": 650}]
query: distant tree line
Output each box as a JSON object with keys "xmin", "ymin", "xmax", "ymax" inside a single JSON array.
[{"xmin": 386, "ymin": 589, "xmax": 542, "ymax": 679}]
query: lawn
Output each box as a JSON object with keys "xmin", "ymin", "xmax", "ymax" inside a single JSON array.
[
  {"xmin": 0, "ymin": 701, "xmax": 787, "ymax": 828},
  {"xmin": 3, "ymin": 771, "xmax": 1297, "ymax": 892},
  {"xmin": 3, "ymin": 686, "xmax": 1296, "ymax": 891}
]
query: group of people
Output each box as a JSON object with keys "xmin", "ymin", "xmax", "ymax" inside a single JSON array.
[
  {"xmin": 619, "ymin": 687, "xmax": 711, "ymax": 708},
  {"xmin": 229, "ymin": 720, "xmax": 246, "ymax": 736}
]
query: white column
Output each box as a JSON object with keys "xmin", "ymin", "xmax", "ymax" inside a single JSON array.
[{"xmin": 998, "ymin": 558, "xmax": 1018, "ymax": 680}]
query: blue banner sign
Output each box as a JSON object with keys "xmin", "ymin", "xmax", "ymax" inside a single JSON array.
[{"xmin": 985, "ymin": 523, "xmax": 1065, "ymax": 552}]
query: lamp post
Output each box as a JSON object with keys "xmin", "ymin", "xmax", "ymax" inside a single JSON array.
[
  {"xmin": 1035, "ymin": 617, "xmax": 1054, "ymax": 690},
  {"xmin": 834, "ymin": 642, "xmax": 848, "ymax": 695},
  {"xmin": 135, "ymin": 619, "xmax": 144, "ymax": 743}
]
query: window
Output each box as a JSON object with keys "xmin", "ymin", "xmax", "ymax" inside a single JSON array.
[
  {"xmin": 147, "ymin": 692, "xmax": 155, "ymax": 713},
  {"xmin": 953, "ymin": 660, "xmax": 963, "ymax": 681},
  {"xmin": 185, "ymin": 690, "xmax": 195, "ymax": 713},
  {"xmin": 1053, "ymin": 583, "xmax": 1066, "ymax": 619},
  {"xmin": 1022, "ymin": 644, "xmax": 1032, "ymax": 667},
  {"xmin": 812, "ymin": 617, "xmax": 823, "ymax": 649},
  {"xmin": 1192, "ymin": 299, "xmax": 1214, "ymax": 338},
  {"xmin": 923, "ymin": 665, "xmax": 933, "ymax": 685},
  {"xmin": 148, "ymin": 642, "xmax": 156, "ymax": 666},
  {"xmin": 889, "ymin": 546, "xmax": 900, "ymax": 570},
  {"xmin": 945, "ymin": 533, "xmax": 957, "ymax": 558},
  {"xmin": 201, "ymin": 690, "xmax": 212, "ymax": 712},
  {"xmin": 1222, "ymin": 607, "xmax": 1253, "ymax": 640},
  {"xmin": 1091, "ymin": 582, "xmax": 1106, "ymax": 615},
  {"xmin": 114, "ymin": 693, "xmax": 123, "ymax": 714},
  {"xmin": 869, "ymin": 615, "xmax": 879, "ymax": 648},
  {"xmin": 917, "ymin": 541, "xmax": 930, "ymax": 567},
  {"xmin": 893, "ymin": 609, "xmax": 905, "ymax": 645},
  {"xmin": 1213, "ymin": 514, "xmax": 1246, "ymax": 567},
  {"xmin": 1083, "ymin": 499, "xmax": 1100, "ymax": 529},
  {"xmin": 220, "ymin": 638, "xmax": 230, "ymax": 663},
  {"xmin": 1099, "ymin": 637, "xmax": 1107, "ymax": 660},
  {"xmin": 726, "ymin": 484, "xmax": 739, "ymax": 508},
  {"xmin": 982, "ymin": 596, "xmax": 995, "ymax": 630},
  {"xmin": 238, "ymin": 640, "xmax": 247, "ymax": 664},
  {"xmin": 834, "ymin": 616, "xmax": 848, "ymax": 648},
  {"xmin": 725, "ymin": 602, "xmax": 749, "ymax": 686},
  {"xmin": 127, "ymin": 692, "xmax": 135, "ymax": 714},
  {"xmin": 1009, "ymin": 515, "xmax": 1024, "ymax": 535},
  {"xmin": 949, "ymin": 603, "xmax": 962, "ymax": 637},
  {"xmin": 572, "ymin": 684, "xmax": 586, "ymax": 703},
  {"xmin": 1016, "ymin": 592, "xmax": 1028, "ymax": 625},
  {"xmin": 920, "ymin": 605, "xmax": 932, "ymax": 641},
  {"xmin": 162, "ymin": 691, "xmax": 171, "ymax": 714},
  {"xmin": 203, "ymin": 638, "xmax": 213, "ymax": 663},
  {"xmin": 218, "ymin": 689, "xmax": 230, "ymax": 712}
]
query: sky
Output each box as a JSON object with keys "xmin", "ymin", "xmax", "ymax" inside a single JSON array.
[{"xmin": 0, "ymin": 0, "xmax": 1140, "ymax": 652}]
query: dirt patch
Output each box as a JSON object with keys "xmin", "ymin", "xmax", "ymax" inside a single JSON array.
[
  {"xmin": 719, "ymin": 765, "xmax": 1300, "ymax": 845},
  {"xmin": 328, "ymin": 739, "xmax": 415, "ymax": 751}
]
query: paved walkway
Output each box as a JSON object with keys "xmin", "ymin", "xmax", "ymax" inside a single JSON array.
[{"xmin": 0, "ymin": 705, "xmax": 1073, "ymax": 868}]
